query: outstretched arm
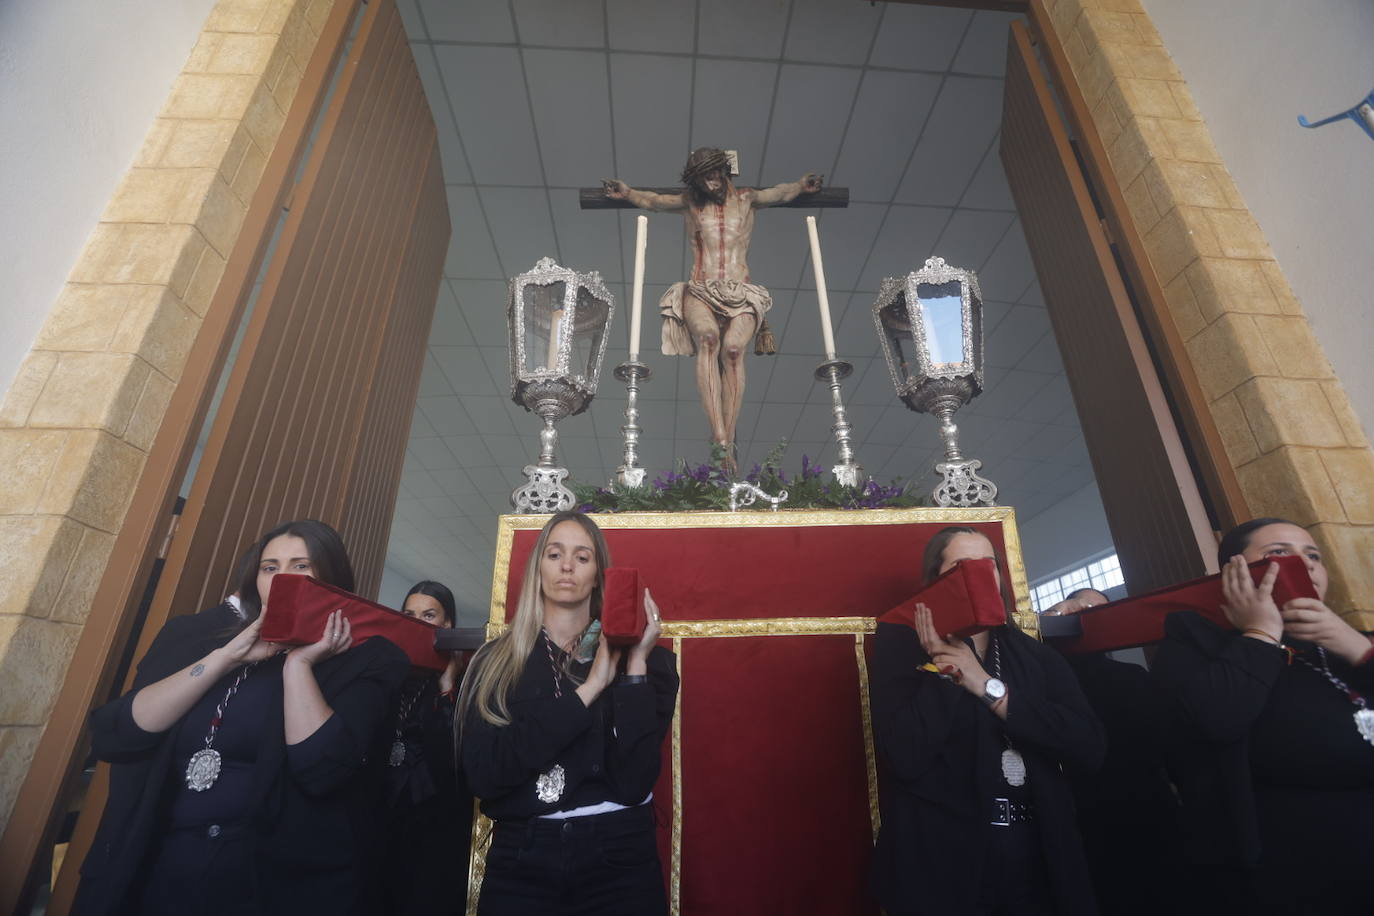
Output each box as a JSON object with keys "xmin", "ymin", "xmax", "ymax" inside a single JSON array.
[
  {"xmin": 603, "ymin": 178, "xmax": 685, "ymax": 212},
  {"xmin": 752, "ymin": 172, "xmax": 823, "ymax": 207}
]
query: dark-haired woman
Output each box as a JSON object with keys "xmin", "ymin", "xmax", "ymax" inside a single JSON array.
[
  {"xmin": 458, "ymin": 511, "xmax": 678, "ymax": 916},
  {"xmin": 377, "ymin": 580, "xmax": 472, "ymax": 915},
  {"xmin": 870, "ymin": 526, "xmax": 1104, "ymax": 916},
  {"xmin": 76, "ymin": 520, "xmax": 409, "ymax": 916},
  {"xmin": 1152, "ymin": 518, "xmax": 1374, "ymax": 914}
]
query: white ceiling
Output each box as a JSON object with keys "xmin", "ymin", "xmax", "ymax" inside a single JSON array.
[{"xmin": 382, "ymin": 0, "xmax": 1100, "ymax": 620}]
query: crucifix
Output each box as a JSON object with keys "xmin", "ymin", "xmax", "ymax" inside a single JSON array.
[{"xmin": 582, "ymin": 147, "xmax": 848, "ymax": 471}]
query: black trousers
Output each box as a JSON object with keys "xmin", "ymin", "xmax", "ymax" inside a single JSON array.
[
  {"xmin": 974, "ymin": 822, "xmax": 1055, "ymax": 916},
  {"xmin": 478, "ymin": 804, "xmax": 667, "ymax": 916}
]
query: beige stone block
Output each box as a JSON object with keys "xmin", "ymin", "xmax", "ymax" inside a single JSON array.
[
  {"xmin": 1321, "ymin": 381, "xmax": 1371, "ymax": 449},
  {"xmin": 1050, "ymin": 0, "xmax": 1084, "ymax": 42},
  {"xmin": 134, "ymin": 119, "xmax": 176, "ymax": 168},
  {"xmin": 262, "ymin": 35, "xmax": 292, "ymax": 91},
  {"xmin": 34, "ymin": 285, "xmax": 124, "ymax": 352},
  {"xmin": 0, "ymin": 352, "xmax": 58, "ymax": 428},
  {"xmin": 1064, "ymin": 31, "xmax": 1091, "ymax": 77},
  {"xmin": 182, "ymin": 245, "xmax": 229, "ymax": 318},
  {"xmin": 1107, "ymin": 118, "xmax": 1156, "ymax": 188},
  {"xmin": 110, "ymin": 287, "xmax": 199, "ymax": 379},
  {"xmin": 1150, "ymin": 159, "xmax": 1231, "ymax": 210},
  {"xmin": 164, "ymin": 120, "xmax": 239, "ymax": 170},
  {"xmin": 259, "ymin": 0, "xmax": 296, "ymax": 35},
  {"xmin": 1121, "ymin": 172, "xmax": 1160, "ymax": 237},
  {"xmin": 1185, "ymin": 258, "xmax": 1279, "ymax": 321},
  {"xmin": 1142, "ymin": 205, "xmax": 1219, "ymax": 284},
  {"xmin": 28, "ymin": 353, "xmax": 151, "ymax": 436},
  {"xmin": 168, "ymin": 231, "xmax": 211, "ymax": 301},
  {"xmin": 1235, "ymin": 377, "xmax": 1345, "ymax": 454},
  {"xmin": 242, "ymin": 88, "xmax": 286, "ymax": 154},
  {"xmin": 1083, "ymin": 9, "xmax": 1141, "ymax": 45},
  {"xmin": 124, "ymin": 370, "xmax": 177, "ymax": 452},
  {"xmin": 1251, "ymin": 315, "xmax": 1334, "ymax": 381},
  {"xmin": 230, "ymin": 135, "xmax": 269, "ymax": 204},
  {"xmin": 281, "ymin": 3, "xmax": 318, "ymax": 66},
  {"xmin": 1210, "ymin": 390, "xmax": 1260, "ymax": 466},
  {"xmin": 1319, "ymin": 449, "xmax": 1374, "ymax": 526},
  {"xmin": 0, "ymin": 430, "xmax": 69, "ymax": 515},
  {"xmin": 1258, "ymin": 260, "xmax": 1304, "ymax": 316},
  {"xmin": 1119, "ymin": 78, "xmax": 1182, "ymax": 120},
  {"xmin": 206, "ymin": 0, "xmax": 273, "ymax": 33},
  {"xmin": 1209, "ymin": 166, "xmax": 1246, "ymax": 210},
  {"xmin": 1184, "ymin": 313, "xmax": 1278, "ymax": 400},
  {"xmin": 50, "ymin": 527, "xmax": 117, "ymax": 625},
  {"xmin": 193, "ymin": 174, "xmax": 248, "ymax": 258},
  {"xmin": 1077, "ymin": 47, "xmax": 1115, "ymax": 111},
  {"xmin": 271, "ymin": 57, "xmax": 304, "ymax": 113},
  {"xmin": 1118, "ymin": 44, "xmax": 1179, "ymax": 81},
  {"xmin": 1097, "ymin": 43, "xmax": 1136, "ymax": 80},
  {"xmin": 1207, "ymin": 209, "xmax": 1273, "ymax": 261},
  {"xmin": 105, "ymin": 168, "xmax": 217, "ymax": 225},
  {"xmin": 164, "ymin": 73, "xmax": 259, "ymax": 121},
  {"xmin": 1161, "ymin": 270, "xmax": 1205, "ymax": 339},
  {"xmin": 37, "ymin": 430, "xmax": 146, "ymax": 533},
  {"xmin": 0, "ymin": 726, "xmax": 42, "ymax": 830},
  {"xmin": 0, "ymin": 516, "xmax": 84, "ymax": 617},
  {"xmin": 1096, "ymin": 0, "xmax": 1144, "ymax": 13},
  {"xmin": 1235, "ymin": 447, "xmax": 1345, "ymax": 528},
  {"xmin": 1130, "ymin": 12, "xmax": 1164, "ymax": 46},
  {"xmin": 303, "ymin": 0, "xmax": 332, "ymax": 36},
  {"xmin": 209, "ymin": 32, "xmax": 278, "ymax": 75},
  {"xmin": 0, "ymin": 616, "xmax": 80, "ymax": 724},
  {"xmin": 185, "ymin": 31, "xmax": 223, "ymax": 73},
  {"xmin": 1159, "ymin": 119, "xmax": 1221, "ymax": 163},
  {"xmin": 70, "ymin": 223, "xmax": 202, "ymax": 288},
  {"xmin": 1310, "ymin": 523, "xmax": 1374, "ymax": 614},
  {"xmin": 1090, "ymin": 93, "xmax": 1123, "ymax": 149},
  {"xmin": 1169, "ymin": 80, "xmax": 1204, "ymax": 121}
]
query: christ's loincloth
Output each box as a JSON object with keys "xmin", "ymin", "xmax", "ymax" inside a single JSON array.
[{"xmin": 659, "ymin": 279, "xmax": 776, "ymax": 356}]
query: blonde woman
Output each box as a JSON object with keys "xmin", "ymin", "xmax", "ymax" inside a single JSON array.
[{"xmin": 458, "ymin": 511, "xmax": 677, "ymax": 916}]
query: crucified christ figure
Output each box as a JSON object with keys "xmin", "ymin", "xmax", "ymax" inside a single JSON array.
[{"xmin": 603, "ymin": 148, "xmax": 822, "ymax": 469}]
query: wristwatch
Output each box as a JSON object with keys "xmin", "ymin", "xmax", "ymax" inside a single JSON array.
[{"xmin": 982, "ymin": 677, "xmax": 1007, "ymax": 706}]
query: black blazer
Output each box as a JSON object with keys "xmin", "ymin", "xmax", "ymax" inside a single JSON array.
[
  {"xmin": 869, "ymin": 622, "xmax": 1104, "ymax": 916},
  {"xmin": 461, "ymin": 641, "xmax": 678, "ymax": 821},
  {"xmin": 75, "ymin": 602, "xmax": 408, "ymax": 916}
]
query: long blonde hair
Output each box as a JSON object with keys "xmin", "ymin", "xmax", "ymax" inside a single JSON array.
[{"xmin": 457, "ymin": 511, "xmax": 611, "ymax": 729}]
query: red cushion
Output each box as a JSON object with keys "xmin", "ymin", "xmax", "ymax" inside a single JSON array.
[
  {"xmin": 1052, "ymin": 554, "xmax": 1318, "ymax": 654},
  {"xmin": 602, "ymin": 567, "xmax": 646, "ymax": 646},
  {"xmin": 877, "ymin": 557, "xmax": 1006, "ymax": 639},
  {"xmin": 259, "ymin": 574, "xmax": 447, "ymax": 670}
]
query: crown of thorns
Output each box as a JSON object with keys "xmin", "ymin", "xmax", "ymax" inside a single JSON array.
[{"xmin": 681, "ymin": 148, "xmax": 732, "ymax": 186}]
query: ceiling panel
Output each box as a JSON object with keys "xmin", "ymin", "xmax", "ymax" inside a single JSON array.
[
  {"xmin": 524, "ymin": 48, "xmax": 614, "ymax": 187},
  {"xmin": 895, "ymin": 75, "xmax": 1004, "ymax": 207},
  {"xmin": 952, "ymin": 11, "xmax": 1021, "ymax": 77},
  {"xmin": 857, "ymin": 204, "xmax": 950, "ymax": 291},
  {"xmin": 606, "ymin": 0, "xmax": 695, "ymax": 54},
  {"xmin": 512, "ymin": 0, "xmax": 606, "ymax": 48},
  {"xmin": 761, "ymin": 64, "xmax": 862, "ymax": 186},
  {"xmin": 785, "ymin": 0, "xmax": 882, "ymax": 66},
  {"xmin": 609, "ymin": 54, "xmax": 694, "ymax": 184},
  {"xmin": 697, "ymin": 0, "xmax": 789, "ymax": 59},
  {"xmin": 833, "ymin": 70, "xmax": 942, "ymax": 202},
  {"xmin": 434, "ymin": 45, "xmax": 543, "ymax": 186},
  {"xmin": 868, "ymin": 4, "xmax": 972, "ymax": 72},
  {"xmin": 417, "ymin": 0, "xmax": 515, "ymax": 43},
  {"xmin": 690, "ymin": 59, "xmax": 778, "ymax": 185}
]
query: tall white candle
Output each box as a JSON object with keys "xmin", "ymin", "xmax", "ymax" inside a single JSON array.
[
  {"xmin": 547, "ymin": 308, "xmax": 564, "ymax": 369},
  {"xmin": 629, "ymin": 214, "xmax": 648, "ymax": 361},
  {"xmin": 806, "ymin": 216, "xmax": 837, "ymax": 360}
]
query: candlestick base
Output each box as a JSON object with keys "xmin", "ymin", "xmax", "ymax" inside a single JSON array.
[
  {"xmin": 613, "ymin": 360, "xmax": 652, "ymax": 489},
  {"xmin": 814, "ymin": 359, "xmax": 865, "ymax": 489}
]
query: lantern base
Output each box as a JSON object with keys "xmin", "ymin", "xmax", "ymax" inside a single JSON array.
[
  {"xmin": 511, "ymin": 465, "xmax": 576, "ymax": 514},
  {"xmin": 933, "ymin": 458, "xmax": 999, "ymax": 508}
]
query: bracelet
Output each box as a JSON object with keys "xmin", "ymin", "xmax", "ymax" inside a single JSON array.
[
  {"xmin": 616, "ymin": 674, "xmax": 648, "ymax": 686},
  {"xmin": 1241, "ymin": 627, "xmax": 1282, "ymax": 646}
]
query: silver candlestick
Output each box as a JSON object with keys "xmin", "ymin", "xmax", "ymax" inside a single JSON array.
[
  {"xmin": 613, "ymin": 359, "xmax": 651, "ymax": 488},
  {"xmin": 510, "ymin": 381, "xmax": 579, "ymax": 513},
  {"xmin": 923, "ymin": 379, "xmax": 998, "ymax": 508},
  {"xmin": 814, "ymin": 358, "xmax": 865, "ymax": 488}
]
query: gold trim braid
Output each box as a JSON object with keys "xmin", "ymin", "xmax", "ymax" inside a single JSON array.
[
  {"xmin": 465, "ymin": 805, "xmax": 492, "ymax": 916},
  {"xmin": 854, "ymin": 634, "xmax": 881, "ymax": 842},
  {"xmin": 670, "ymin": 637, "xmax": 683, "ymax": 916}
]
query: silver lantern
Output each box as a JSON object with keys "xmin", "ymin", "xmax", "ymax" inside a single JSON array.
[
  {"xmin": 507, "ymin": 257, "xmax": 614, "ymax": 512},
  {"xmin": 872, "ymin": 256, "xmax": 997, "ymax": 507}
]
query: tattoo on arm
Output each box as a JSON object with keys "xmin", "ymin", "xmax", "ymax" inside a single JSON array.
[{"xmin": 190, "ymin": 663, "xmax": 205, "ymax": 678}]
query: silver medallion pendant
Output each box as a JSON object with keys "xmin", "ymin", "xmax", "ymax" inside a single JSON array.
[
  {"xmin": 535, "ymin": 763, "xmax": 566, "ymax": 804},
  {"xmin": 1356, "ymin": 709, "xmax": 1374, "ymax": 746},
  {"xmin": 185, "ymin": 747, "xmax": 222, "ymax": 792},
  {"xmin": 1000, "ymin": 748, "xmax": 1027, "ymax": 787},
  {"xmin": 389, "ymin": 739, "xmax": 407, "ymax": 767}
]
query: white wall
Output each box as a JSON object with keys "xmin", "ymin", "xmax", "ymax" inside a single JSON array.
[
  {"xmin": 1018, "ymin": 480, "xmax": 1116, "ymax": 583},
  {"xmin": 0, "ymin": 0, "xmax": 218, "ymax": 396},
  {"xmin": 1141, "ymin": 0, "xmax": 1374, "ymax": 440}
]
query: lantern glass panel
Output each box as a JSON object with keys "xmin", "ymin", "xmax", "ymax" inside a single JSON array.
[
  {"xmin": 878, "ymin": 300, "xmax": 915, "ymax": 386},
  {"xmin": 522, "ymin": 280, "xmax": 567, "ymax": 372},
  {"xmin": 570, "ymin": 285, "xmax": 610, "ymax": 379},
  {"xmin": 916, "ymin": 280, "xmax": 964, "ymax": 367}
]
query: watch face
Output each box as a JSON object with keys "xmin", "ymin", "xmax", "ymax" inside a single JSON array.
[{"xmin": 985, "ymin": 678, "xmax": 1007, "ymax": 700}]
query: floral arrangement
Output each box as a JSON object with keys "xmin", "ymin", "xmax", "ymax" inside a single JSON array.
[{"xmin": 571, "ymin": 442, "xmax": 926, "ymax": 513}]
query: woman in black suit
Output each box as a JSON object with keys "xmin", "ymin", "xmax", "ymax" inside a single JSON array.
[
  {"xmin": 76, "ymin": 519, "xmax": 408, "ymax": 916},
  {"xmin": 1152, "ymin": 517, "xmax": 1374, "ymax": 914},
  {"xmin": 870, "ymin": 526, "xmax": 1104, "ymax": 916}
]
